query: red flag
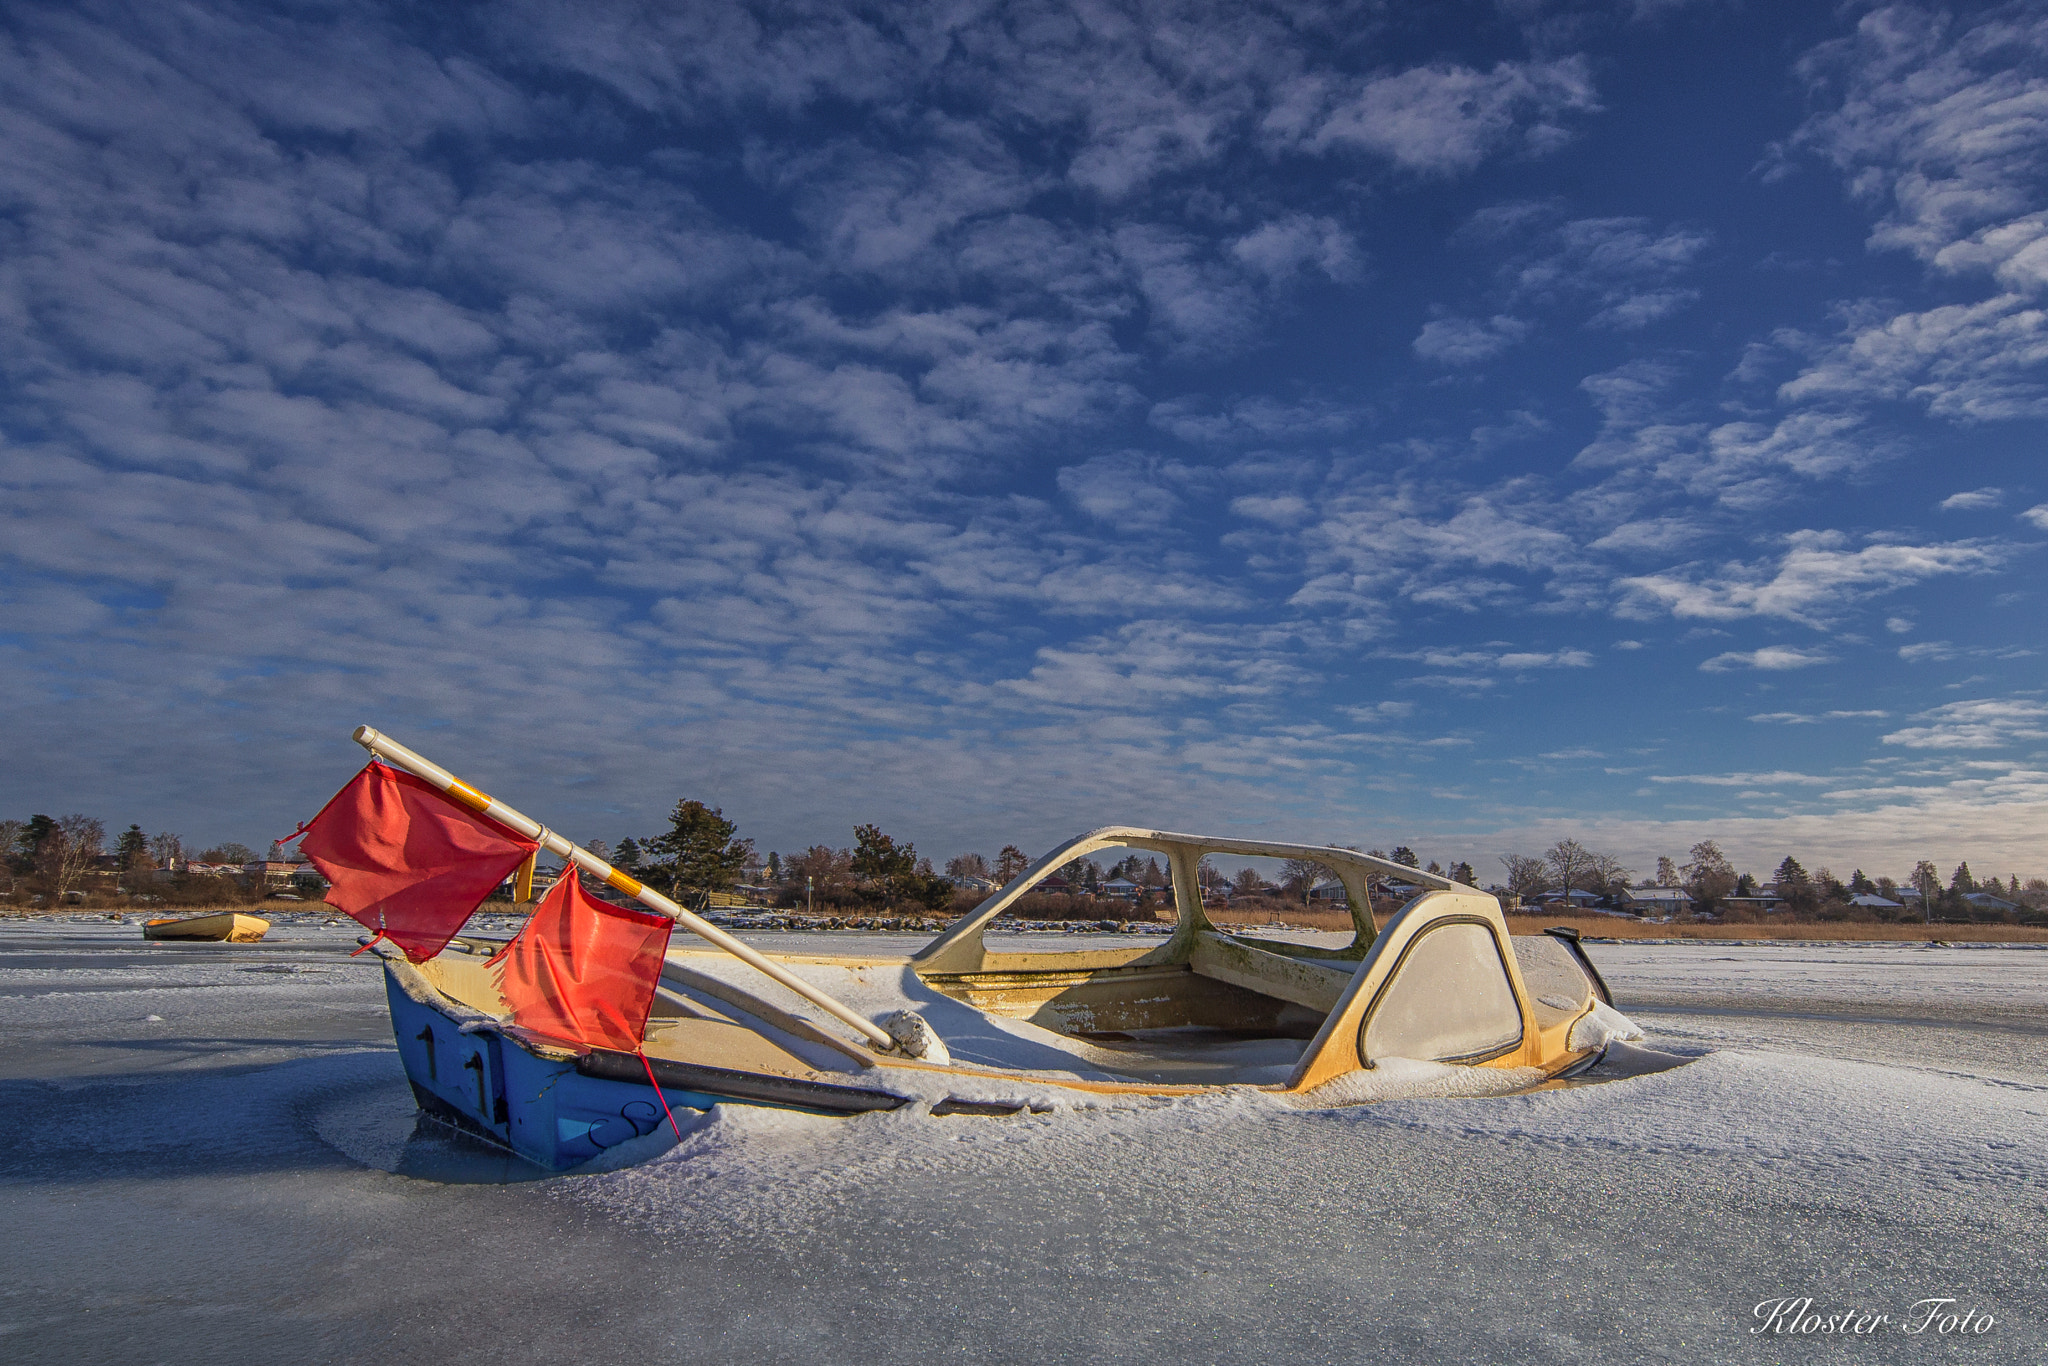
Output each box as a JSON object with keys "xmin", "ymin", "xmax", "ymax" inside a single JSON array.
[
  {"xmin": 490, "ymin": 871, "xmax": 674, "ymax": 1051},
  {"xmin": 298, "ymin": 763, "xmax": 538, "ymax": 963}
]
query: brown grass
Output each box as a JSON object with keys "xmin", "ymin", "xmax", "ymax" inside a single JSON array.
[
  {"xmin": 1502, "ymin": 913, "xmax": 2048, "ymax": 942},
  {"xmin": 1206, "ymin": 904, "xmax": 1359, "ymax": 933},
  {"xmin": 1197, "ymin": 904, "xmax": 2048, "ymax": 942}
]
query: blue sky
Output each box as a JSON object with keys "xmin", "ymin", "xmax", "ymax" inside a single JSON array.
[{"xmin": 2, "ymin": 0, "xmax": 2044, "ymax": 882}]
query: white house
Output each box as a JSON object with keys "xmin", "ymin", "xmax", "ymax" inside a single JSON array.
[
  {"xmin": 1530, "ymin": 889, "xmax": 1604, "ymax": 908},
  {"xmin": 1100, "ymin": 877, "xmax": 1144, "ymax": 900},
  {"xmin": 1848, "ymin": 893, "xmax": 1902, "ymax": 910},
  {"xmin": 1623, "ymin": 886, "xmax": 1693, "ymax": 913}
]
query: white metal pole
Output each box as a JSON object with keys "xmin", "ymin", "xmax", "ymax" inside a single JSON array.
[{"xmin": 350, "ymin": 726, "xmax": 895, "ymax": 1051}]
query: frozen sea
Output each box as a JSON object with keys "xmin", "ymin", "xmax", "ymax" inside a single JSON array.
[{"xmin": 1, "ymin": 918, "xmax": 2042, "ymax": 1364}]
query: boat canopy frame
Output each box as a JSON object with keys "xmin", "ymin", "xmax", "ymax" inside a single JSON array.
[{"xmin": 912, "ymin": 826, "xmax": 1473, "ymax": 975}]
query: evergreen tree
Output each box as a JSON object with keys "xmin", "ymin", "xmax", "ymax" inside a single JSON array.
[
  {"xmin": 994, "ymin": 845, "xmax": 1028, "ymax": 882},
  {"xmin": 115, "ymin": 824, "xmax": 149, "ymax": 871},
  {"xmin": 1950, "ymin": 862, "xmax": 1975, "ymax": 894},
  {"xmin": 615, "ymin": 837, "xmax": 644, "ymax": 874},
  {"xmin": 851, "ymin": 824, "xmax": 949, "ymax": 910},
  {"xmin": 646, "ymin": 801, "xmax": 753, "ymax": 902},
  {"xmin": 18, "ymin": 815, "xmax": 56, "ymax": 872},
  {"xmin": 1849, "ymin": 869, "xmax": 1875, "ymax": 895},
  {"xmin": 1390, "ymin": 846, "xmax": 1420, "ymax": 868},
  {"xmin": 1773, "ymin": 857, "xmax": 1816, "ymax": 912},
  {"xmin": 1911, "ymin": 860, "xmax": 1940, "ymax": 922},
  {"xmin": 1448, "ymin": 860, "xmax": 1476, "ymax": 885}
]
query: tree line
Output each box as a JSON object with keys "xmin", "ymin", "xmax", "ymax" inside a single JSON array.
[
  {"xmin": 1, "ymin": 815, "xmax": 257, "ymax": 905},
  {"xmin": 1495, "ymin": 837, "xmax": 2046, "ymax": 922},
  {"xmin": 592, "ymin": 801, "xmax": 962, "ymax": 915}
]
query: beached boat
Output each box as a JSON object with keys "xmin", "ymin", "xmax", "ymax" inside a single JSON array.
[
  {"xmin": 326, "ymin": 728, "xmax": 1639, "ymax": 1172},
  {"xmin": 143, "ymin": 911, "xmax": 270, "ymax": 942}
]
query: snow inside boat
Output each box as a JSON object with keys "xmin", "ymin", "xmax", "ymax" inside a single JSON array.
[
  {"xmin": 311, "ymin": 730, "xmax": 1639, "ymax": 1173},
  {"xmin": 143, "ymin": 911, "xmax": 270, "ymax": 942}
]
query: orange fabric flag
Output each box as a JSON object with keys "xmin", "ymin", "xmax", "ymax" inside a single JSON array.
[
  {"xmin": 298, "ymin": 763, "xmax": 538, "ymax": 963},
  {"xmin": 490, "ymin": 871, "xmax": 674, "ymax": 1051}
]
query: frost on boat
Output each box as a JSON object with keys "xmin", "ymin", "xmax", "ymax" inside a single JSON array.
[{"xmin": 298, "ymin": 727, "xmax": 1636, "ymax": 1173}]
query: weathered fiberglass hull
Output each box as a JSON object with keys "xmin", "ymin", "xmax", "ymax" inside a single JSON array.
[
  {"xmin": 382, "ymin": 955, "xmax": 910, "ymax": 1171},
  {"xmin": 340, "ymin": 729, "xmax": 1642, "ymax": 1175}
]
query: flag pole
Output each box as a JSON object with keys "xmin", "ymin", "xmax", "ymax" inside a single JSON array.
[{"xmin": 351, "ymin": 726, "xmax": 897, "ymax": 1052}]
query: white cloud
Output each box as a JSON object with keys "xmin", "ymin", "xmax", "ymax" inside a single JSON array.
[
  {"xmin": 1496, "ymin": 217, "xmax": 1711, "ymax": 330},
  {"xmin": 1882, "ymin": 698, "xmax": 2048, "ymax": 750},
  {"xmin": 1399, "ymin": 646, "xmax": 1594, "ymax": 674},
  {"xmin": 1780, "ymin": 293, "xmax": 2048, "ymax": 421},
  {"xmin": 1778, "ymin": 8, "xmax": 2048, "ymax": 422},
  {"xmin": 1939, "ymin": 487, "xmax": 2004, "ymax": 511},
  {"xmin": 1230, "ymin": 215, "xmax": 1360, "ymax": 283},
  {"xmin": 1496, "ymin": 649, "xmax": 1595, "ymax": 669},
  {"xmin": 1699, "ymin": 647, "xmax": 1835, "ymax": 672},
  {"xmin": 1573, "ymin": 362, "xmax": 1883, "ymax": 501},
  {"xmin": 1790, "ymin": 5, "xmax": 2048, "ymax": 272},
  {"xmin": 1749, "ymin": 710, "xmax": 1889, "ymax": 724},
  {"xmin": 1229, "ymin": 494, "xmax": 1311, "ymax": 525},
  {"xmin": 1898, "ymin": 641, "xmax": 1956, "ymax": 663},
  {"xmin": 1412, "ymin": 314, "xmax": 1529, "ymax": 364},
  {"xmin": 1619, "ymin": 532, "xmax": 2002, "ymax": 626},
  {"xmin": 1587, "ymin": 288, "xmax": 1700, "ymax": 330},
  {"xmin": 1648, "ymin": 771, "xmax": 1834, "ymax": 787},
  {"xmin": 1287, "ymin": 58, "xmax": 1600, "ymax": 172},
  {"xmin": 2021, "ymin": 503, "xmax": 2048, "ymax": 530},
  {"xmin": 1057, "ymin": 453, "xmax": 1183, "ymax": 528}
]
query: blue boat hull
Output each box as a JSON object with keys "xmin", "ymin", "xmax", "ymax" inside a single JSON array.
[
  {"xmin": 381, "ymin": 959, "xmax": 910, "ymax": 1171},
  {"xmin": 382, "ymin": 965, "xmax": 713, "ymax": 1169}
]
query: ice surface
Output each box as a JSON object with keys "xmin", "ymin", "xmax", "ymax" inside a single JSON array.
[{"xmin": 1, "ymin": 920, "xmax": 2043, "ymax": 1363}]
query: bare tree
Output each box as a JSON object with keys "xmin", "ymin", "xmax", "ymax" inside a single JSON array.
[
  {"xmin": 0, "ymin": 819, "xmax": 24, "ymax": 898},
  {"xmin": 945, "ymin": 852, "xmax": 990, "ymax": 881},
  {"xmin": 1543, "ymin": 839, "xmax": 1598, "ymax": 903},
  {"xmin": 787, "ymin": 845, "xmax": 853, "ymax": 896},
  {"xmin": 1588, "ymin": 853, "xmax": 1633, "ymax": 902},
  {"xmin": 1230, "ymin": 866, "xmax": 1264, "ymax": 897},
  {"xmin": 148, "ymin": 832, "xmax": 184, "ymax": 870},
  {"xmin": 1681, "ymin": 840, "xmax": 1736, "ymax": 911},
  {"xmin": 1281, "ymin": 857, "xmax": 1325, "ymax": 909},
  {"xmin": 1498, "ymin": 854, "xmax": 1549, "ymax": 899},
  {"xmin": 47, "ymin": 815, "xmax": 106, "ymax": 901}
]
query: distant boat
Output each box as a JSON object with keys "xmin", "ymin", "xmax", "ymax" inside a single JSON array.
[{"xmin": 143, "ymin": 911, "xmax": 270, "ymax": 942}]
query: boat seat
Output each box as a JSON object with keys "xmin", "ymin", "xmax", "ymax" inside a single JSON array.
[{"xmin": 1188, "ymin": 932, "xmax": 1353, "ymax": 1014}]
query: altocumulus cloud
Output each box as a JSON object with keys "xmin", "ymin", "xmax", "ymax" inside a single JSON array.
[{"xmin": 0, "ymin": 0, "xmax": 2043, "ymax": 877}]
